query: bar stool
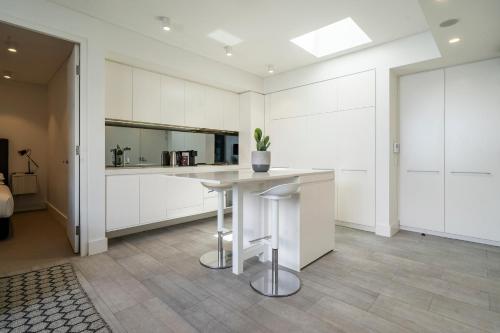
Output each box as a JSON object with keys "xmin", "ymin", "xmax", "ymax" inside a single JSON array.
[
  {"xmin": 250, "ymin": 183, "xmax": 301, "ymax": 297},
  {"xmin": 199, "ymin": 182, "xmax": 233, "ymax": 269}
]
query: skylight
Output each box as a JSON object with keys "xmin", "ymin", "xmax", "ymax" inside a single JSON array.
[
  {"xmin": 290, "ymin": 17, "xmax": 372, "ymax": 58},
  {"xmin": 208, "ymin": 29, "xmax": 242, "ymax": 46}
]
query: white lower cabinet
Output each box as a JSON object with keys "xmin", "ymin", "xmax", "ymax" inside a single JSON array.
[
  {"xmin": 336, "ymin": 170, "xmax": 374, "ymax": 227},
  {"xmin": 106, "ymin": 175, "xmax": 140, "ymax": 231},
  {"xmin": 106, "ymin": 174, "xmax": 218, "ymax": 232},
  {"xmin": 139, "ymin": 174, "xmax": 167, "ymax": 224}
]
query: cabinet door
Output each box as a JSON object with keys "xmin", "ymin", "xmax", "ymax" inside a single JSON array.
[
  {"xmin": 204, "ymin": 86, "xmax": 224, "ymax": 130},
  {"xmin": 306, "ymin": 112, "xmax": 339, "ymax": 169},
  {"xmin": 399, "ymin": 70, "xmax": 444, "ymax": 231},
  {"xmin": 336, "ymin": 107, "xmax": 375, "ymax": 227},
  {"xmin": 161, "ymin": 76, "xmax": 185, "ymax": 126},
  {"xmin": 133, "ymin": 68, "xmax": 161, "ymax": 123},
  {"xmin": 309, "ymin": 79, "xmax": 338, "ymax": 115},
  {"xmin": 106, "ymin": 175, "xmax": 140, "ymax": 231},
  {"xmin": 185, "ymin": 82, "xmax": 206, "ymax": 127},
  {"xmin": 336, "ymin": 170, "xmax": 373, "ymax": 226},
  {"xmin": 269, "ymin": 117, "xmax": 309, "ymax": 168},
  {"xmin": 269, "ymin": 86, "xmax": 309, "ymax": 120},
  {"xmin": 445, "ymin": 59, "xmax": 500, "ymax": 241},
  {"xmin": 105, "ymin": 61, "xmax": 132, "ymax": 120},
  {"xmin": 223, "ymin": 92, "xmax": 240, "ymax": 131},
  {"xmin": 139, "ymin": 174, "xmax": 167, "ymax": 224},
  {"xmin": 338, "ymin": 70, "xmax": 375, "ymax": 111},
  {"xmin": 165, "ymin": 177, "xmax": 203, "ymax": 212}
]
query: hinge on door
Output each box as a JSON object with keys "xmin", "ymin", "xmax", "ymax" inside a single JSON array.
[
  {"xmin": 76, "ymin": 65, "xmax": 80, "ymax": 75},
  {"xmin": 76, "ymin": 145, "xmax": 80, "ymax": 155},
  {"xmin": 76, "ymin": 225, "xmax": 80, "ymax": 235}
]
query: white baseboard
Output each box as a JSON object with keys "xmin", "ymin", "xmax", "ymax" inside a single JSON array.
[
  {"xmin": 376, "ymin": 223, "xmax": 400, "ymax": 237},
  {"xmin": 88, "ymin": 238, "xmax": 108, "ymax": 255},
  {"xmin": 400, "ymin": 225, "xmax": 500, "ymax": 247},
  {"xmin": 336, "ymin": 220, "xmax": 375, "ymax": 233},
  {"xmin": 46, "ymin": 202, "xmax": 67, "ymax": 229}
]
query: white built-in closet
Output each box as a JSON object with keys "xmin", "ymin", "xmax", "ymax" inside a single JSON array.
[
  {"xmin": 266, "ymin": 70, "xmax": 375, "ymax": 229},
  {"xmin": 400, "ymin": 58, "xmax": 500, "ymax": 243}
]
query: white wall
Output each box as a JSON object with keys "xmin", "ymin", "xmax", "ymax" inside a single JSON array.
[
  {"xmin": 0, "ymin": 80, "xmax": 48, "ymax": 212},
  {"xmin": 47, "ymin": 56, "xmax": 70, "ymax": 218},
  {"xmin": 263, "ymin": 32, "xmax": 441, "ymax": 236},
  {"xmin": 0, "ymin": 0, "xmax": 263, "ymax": 255}
]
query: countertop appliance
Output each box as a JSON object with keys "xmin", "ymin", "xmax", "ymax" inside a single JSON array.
[{"xmin": 177, "ymin": 150, "xmax": 197, "ymax": 166}]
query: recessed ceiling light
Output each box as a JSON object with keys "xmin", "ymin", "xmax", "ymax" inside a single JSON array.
[
  {"xmin": 267, "ymin": 65, "xmax": 275, "ymax": 74},
  {"xmin": 224, "ymin": 46, "xmax": 233, "ymax": 57},
  {"xmin": 290, "ymin": 17, "xmax": 371, "ymax": 58},
  {"xmin": 440, "ymin": 18, "xmax": 459, "ymax": 28},
  {"xmin": 159, "ymin": 16, "xmax": 171, "ymax": 31},
  {"xmin": 5, "ymin": 37, "xmax": 17, "ymax": 53},
  {"xmin": 448, "ymin": 37, "xmax": 461, "ymax": 44},
  {"xmin": 3, "ymin": 70, "xmax": 13, "ymax": 79},
  {"xmin": 208, "ymin": 29, "xmax": 242, "ymax": 46}
]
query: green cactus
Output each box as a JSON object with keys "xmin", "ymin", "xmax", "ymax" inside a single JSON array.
[{"xmin": 254, "ymin": 128, "xmax": 271, "ymax": 151}]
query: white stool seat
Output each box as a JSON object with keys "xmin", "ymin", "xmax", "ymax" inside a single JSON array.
[
  {"xmin": 257, "ymin": 183, "xmax": 300, "ymax": 200},
  {"xmin": 250, "ymin": 183, "xmax": 301, "ymax": 297},
  {"xmin": 201, "ymin": 182, "xmax": 233, "ymax": 192}
]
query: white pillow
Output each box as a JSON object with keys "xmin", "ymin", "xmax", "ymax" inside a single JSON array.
[{"xmin": 0, "ymin": 173, "xmax": 4, "ymax": 184}]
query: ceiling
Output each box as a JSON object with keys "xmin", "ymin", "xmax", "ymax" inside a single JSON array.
[
  {"xmin": 49, "ymin": 0, "xmax": 430, "ymax": 77},
  {"xmin": 0, "ymin": 21, "xmax": 74, "ymax": 84},
  {"xmin": 395, "ymin": 0, "xmax": 500, "ymax": 75}
]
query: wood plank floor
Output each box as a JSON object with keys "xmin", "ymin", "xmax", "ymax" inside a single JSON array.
[{"xmin": 9, "ymin": 215, "xmax": 500, "ymax": 332}]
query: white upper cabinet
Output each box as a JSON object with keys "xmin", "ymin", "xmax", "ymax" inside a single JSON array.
[
  {"xmin": 185, "ymin": 81, "xmax": 206, "ymax": 128},
  {"xmin": 161, "ymin": 76, "xmax": 185, "ymax": 126},
  {"xmin": 399, "ymin": 69, "xmax": 445, "ymax": 232},
  {"xmin": 338, "ymin": 70, "xmax": 375, "ymax": 110},
  {"xmin": 105, "ymin": 61, "xmax": 133, "ymax": 120},
  {"xmin": 309, "ymin": 79, "xmax": 338, "ymax": 115},
  {"xmin": 223, "ymin": 91, "xmax": 240, "ymax": 131},
  {"xmin": 204, "ymin": 86, "xmax": 224, "ymax": 130},
  {"xmin": 445, "ymin": 58, "xmax": 500, "ymax": 241},
  {"xmin": 270, "ymin": 86, "xmax": 310, "ymax": 120},
  {"xmin": 133, "ymin": 68, "xmax": 162, "ymax": 123}
]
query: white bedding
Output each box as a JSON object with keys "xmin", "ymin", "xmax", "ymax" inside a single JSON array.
[{"xmin": 0, "ymin": 184, "xmax": 14, "ymax": 218}]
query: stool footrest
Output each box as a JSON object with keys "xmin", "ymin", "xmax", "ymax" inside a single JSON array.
[{"xmin": 249, "ymin": 235, "xmax": 271, "ymax": 244}]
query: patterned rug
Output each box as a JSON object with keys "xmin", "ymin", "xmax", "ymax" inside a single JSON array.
[{"xmin": 0, "ymin": 263, "xmax": 110, "ymax": 333}]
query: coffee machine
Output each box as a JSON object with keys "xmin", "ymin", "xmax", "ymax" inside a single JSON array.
[{"xmin": 177, "ymin": 150, "xmax": 197, "ymax": 166}]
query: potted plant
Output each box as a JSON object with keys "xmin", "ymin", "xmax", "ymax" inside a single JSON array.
[{"xmin": 252, "ymin": 128, "xmax": 271, "ymax": 172}]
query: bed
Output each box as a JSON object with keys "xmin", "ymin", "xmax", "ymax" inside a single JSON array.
[{"xmin": 0, "ymin": 138, "xmax": 13, "ymax": 239}]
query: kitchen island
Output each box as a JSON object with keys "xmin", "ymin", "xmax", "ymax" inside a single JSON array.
[{"xmin": 170, "ymin": 168, "xmax": 335, "ymax": 275}]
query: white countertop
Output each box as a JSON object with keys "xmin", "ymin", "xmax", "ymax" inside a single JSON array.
[
  {"xmin": 170, "ymin": 168, "xmax": 335, "ymax": 184},
  {"xmin": 105, "ymin": 164, "xmax": 242, "ymax": 176}
]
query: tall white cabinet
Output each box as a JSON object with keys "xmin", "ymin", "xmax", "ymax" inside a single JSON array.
[
  {"xmin": 267, "ymin": 70, "xmax": 375, "ymax": 228},
  {"xmin": 444, "ymin": 59, "xmax": 500, "ymax": 242},
  {"xmin": 399, "ymin": 58, "xmax": 500, "ymax": 243},
  {"xmin": 399, "ymin": 69, "xmax": 444, "ymax": 232}
]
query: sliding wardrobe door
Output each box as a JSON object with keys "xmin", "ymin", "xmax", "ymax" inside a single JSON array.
[
  {"xmin": 445, "ymin": 59, "xmax": 500, "ymax": 242},
  {"xmin": 399, "ymin": 69, "xmax": 444, "ymax": 232}
]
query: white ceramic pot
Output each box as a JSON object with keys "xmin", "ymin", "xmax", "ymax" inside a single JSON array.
[{"xmin": 252, "ymin": 151, "xmax": 271, "ymax": 172}]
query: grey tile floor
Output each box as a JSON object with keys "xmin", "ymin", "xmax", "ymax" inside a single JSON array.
[{"xmin": 71, "ymin": 216, "xmax": 500, "ymax": 333}]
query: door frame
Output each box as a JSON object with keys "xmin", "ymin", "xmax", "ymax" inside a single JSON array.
[{"xmin": 0, "ymin": 15, "xmax": 89, "ymax": 256}]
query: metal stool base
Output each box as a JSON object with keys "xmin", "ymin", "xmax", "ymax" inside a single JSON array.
[
  {"xmin": 199, "ymin": 250, "xmax": 232, "ymax": 269},
  {"xmin": 250, "ymin": 269, "xmax": 301, "ymax": 297}
]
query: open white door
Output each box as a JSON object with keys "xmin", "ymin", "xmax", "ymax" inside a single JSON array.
[{"xmin": 67, "ymin": 44, "xmax": 80, "ymax": 253}]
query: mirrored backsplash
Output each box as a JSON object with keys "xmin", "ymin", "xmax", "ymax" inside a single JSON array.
[{"xmin": 106, "ymin": 126, "xmax": 239, "ymax": 167}]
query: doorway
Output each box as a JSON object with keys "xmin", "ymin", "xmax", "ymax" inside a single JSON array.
[{"xmin": 0, "ymin": 21, "xmax": 80, "ymax": 273}]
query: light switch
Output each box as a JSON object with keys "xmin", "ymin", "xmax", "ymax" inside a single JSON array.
[{"xmin": 393, "ymin": 142, "xmax": 400, "ymax": 153}]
